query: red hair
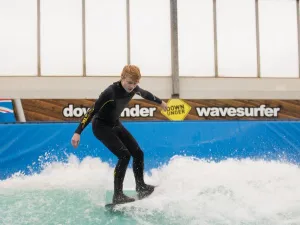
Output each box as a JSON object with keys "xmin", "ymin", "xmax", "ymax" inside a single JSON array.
[{"xmin": 121, "ymin": 65, "xmax": 141, "ymax": 82}]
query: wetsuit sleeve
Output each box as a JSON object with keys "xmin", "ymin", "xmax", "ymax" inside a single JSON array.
[
  {"xmin": 134, "ymin": 86, "xmax": 162, "ymax": 104},
  {"xmin": 74, "ymin": 89, "xmax": 113, "ymax": 134}
]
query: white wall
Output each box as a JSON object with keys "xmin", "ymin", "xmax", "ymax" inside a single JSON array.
[
  {"xmin": 130, "ymin": 0, "xmax": 171, "ymax": 76},
  {"xmin": 85, "ymin": 0, "xmax": 127, "ymax": 75},
  {"xmin": 216, "ymin": 0, "xmax": 257, "ymax": 77},
  {"xmin": 0, "ymin": 0, "xmax": 299, "ymax": 99},
  {"xmin": 259, "ymin": 0, "xmax": 299, "ymax": 77},
  {"xmin": 40, "ymin": 0, "xmax": 83, "ymax": 76},
  {"xmin": 177, "ymin": 0, "xmax": 215, "ymax": 76},
  {"xmin": 1, "ymin": 77, "xmax": 300, "ymax": 99},
  {"xmin": 0, "ymin": 0, "xmax": 37, "ymax": 75}
]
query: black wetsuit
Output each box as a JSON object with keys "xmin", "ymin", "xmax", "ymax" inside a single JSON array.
[{"xmin": 75, "ymin": 81, "xmax": 162, "ymax": 196}]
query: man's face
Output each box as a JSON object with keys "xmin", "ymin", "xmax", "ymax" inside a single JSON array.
[{"xmin": 121, "ymin": 76, "xmax": 139, "ymax": 93}]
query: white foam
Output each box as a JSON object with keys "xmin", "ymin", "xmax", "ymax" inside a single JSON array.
[
  {"xmin": 0, "ymin": 154, "xmax": 112, "ymax": 190},
  {"xmin": 135, "ymin": 156, "xmax": 300, "ymax": 224},
  {"xmin": 1, "ymin": 154, "xmax": 300, "ymax": 224}
]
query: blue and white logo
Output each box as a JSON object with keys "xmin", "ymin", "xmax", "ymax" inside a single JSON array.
[{"xmin": 0, "ymin": 99, "xmax": 16, "ymax": 122}]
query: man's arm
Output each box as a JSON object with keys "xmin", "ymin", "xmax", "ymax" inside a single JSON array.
[
  {"xmin": 74, "ymin": 88, "xmax": 113, "ymax": 134},
  {"xmin": 134, "ymin": 86, "xmax": 162, "ymax": 104},
  {"xmin": 71, "ymin": 88, "xmax": 114, "ymax": 148},
  {"xmin": 134, "ymin": 86, "xmax": 168, "ymax": 111},
  {"xmin": 74, "ymin": 105, "xmax": 95, "ymax": 134}
]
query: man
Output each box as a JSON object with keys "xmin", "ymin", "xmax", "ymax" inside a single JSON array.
[{"xmin": 71, "ymin": 65, "xmax": 168, "ymax": 204}]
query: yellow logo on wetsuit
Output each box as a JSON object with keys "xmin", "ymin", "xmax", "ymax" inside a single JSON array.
[{"xmin": 161, "ymin": 99, "xmax": 191, "ymax": 121}]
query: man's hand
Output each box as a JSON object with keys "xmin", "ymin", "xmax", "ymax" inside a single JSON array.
[
  {"xmin": 71, "ymin": 133, "xmax": 80, "ymax": 148},
  {"xmin": 160, "ymin": 101, "xmax": 168, "ymax": 111}
]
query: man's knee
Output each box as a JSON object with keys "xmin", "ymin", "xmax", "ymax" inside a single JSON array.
[
  {"xmin": 132, "ymin": 147, "xmax": 144, "ymax": 160},
  {"xmin": 118, "ymin": 146, "xmax": 131, "ymax": 161}
]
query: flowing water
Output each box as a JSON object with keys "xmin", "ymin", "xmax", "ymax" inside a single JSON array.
[{"xmin": 1, "ymin": 154, "xmax": 300, "ymax": 225}]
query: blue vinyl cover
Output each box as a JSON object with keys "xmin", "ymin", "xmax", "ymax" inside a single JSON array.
[{"xmin": 0, "ymin": 121, "xmax": 300, "ymax": 180}]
